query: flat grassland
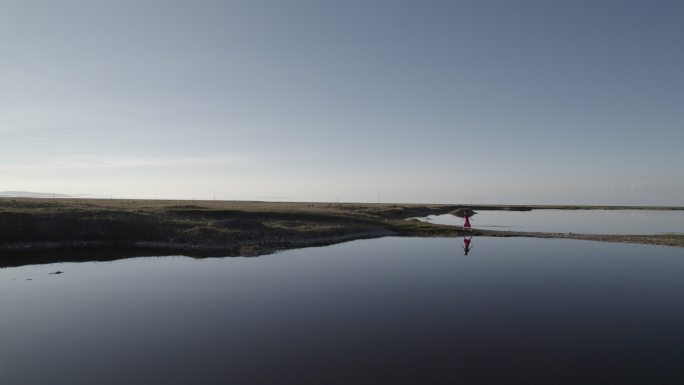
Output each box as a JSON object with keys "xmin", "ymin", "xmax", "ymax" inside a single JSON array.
[
  {"xmin": 0, "ymin": 198, "xmax": 682, "ymax": 266},
  {"xmin": 0, "ymin": 198, "xmax": 462, "ymax": 256}
]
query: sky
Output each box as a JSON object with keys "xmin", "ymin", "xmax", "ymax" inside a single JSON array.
[{"xmin": 1, "ymin": 0, "xmax": 683, "ymax": 205}]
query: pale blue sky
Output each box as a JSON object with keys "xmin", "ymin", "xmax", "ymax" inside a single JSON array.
[{"xmin": 1, "ymin": 0, "xmax": 682, "ymax": 204}]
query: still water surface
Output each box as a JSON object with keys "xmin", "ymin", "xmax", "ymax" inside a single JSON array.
[
  {"xmin": 420, "ymin": 209, "xmax": 684, "ymax": 234},
  {"xmin": 1, "ymin": 237, "xmax": 683, "ymax": 384}
]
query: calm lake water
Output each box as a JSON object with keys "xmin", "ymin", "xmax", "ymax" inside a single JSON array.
[
  {"xmin": 1, "ymin": 237, "xmax": 683, "ymax": 384},
  {"xmin": 419, "ymin": 209, "xmax": 684, "ymax": 234}
]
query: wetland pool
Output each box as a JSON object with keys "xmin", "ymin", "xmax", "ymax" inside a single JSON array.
[
  {"xmin": 1, "ymin": 236, "xmax": 683, "ymax": 384},
  {"xmin": 419, "ymin": 209, "xmax": 684, "ymax": 234}
]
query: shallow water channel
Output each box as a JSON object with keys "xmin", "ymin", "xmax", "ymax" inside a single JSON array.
[
  {"xmin": 1, "ymin": 237, "xmax": 683, "ymax": 384},
  {"xmin": 420, "ymin": 209, "xmax": 684, "ymax": 234}
]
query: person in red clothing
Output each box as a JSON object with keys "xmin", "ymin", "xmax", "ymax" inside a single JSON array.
[
  {"xmin": 463, "ymin": 213, "xmax": 472, "ymax": 229},
  {"xmin": 462, "ymin": 236, "xmax": 473, "ymax": 255}
]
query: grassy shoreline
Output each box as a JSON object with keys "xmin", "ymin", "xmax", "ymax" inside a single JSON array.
[{"xmin": 1, "ymin": 198, "xmax": 682, "ymax": 267}]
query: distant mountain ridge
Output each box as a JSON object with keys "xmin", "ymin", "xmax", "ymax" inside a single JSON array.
[{"xmin": 0, "ymin": 191, "xmax": 72, "ymax": 198}]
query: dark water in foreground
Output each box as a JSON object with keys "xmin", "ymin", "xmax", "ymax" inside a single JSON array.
[{"xmin": 1, "ymin": 237, "xmax": 683, "ymax": 385}]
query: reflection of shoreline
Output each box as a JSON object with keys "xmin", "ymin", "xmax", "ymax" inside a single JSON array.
[{"xmin": 1, "ymin": 231, "xmax": 682, "ymax": 269}]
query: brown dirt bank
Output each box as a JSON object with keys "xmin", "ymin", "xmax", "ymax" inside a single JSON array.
[
  {"xmin": 0, "ymin": 198, "xmax": 682, "ymax": 267},
  {"xmin": 460, "ymin": 228, "xmax": 684, "ymax": 248}
]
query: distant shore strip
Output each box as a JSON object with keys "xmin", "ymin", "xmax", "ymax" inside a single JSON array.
[{"xmin": 0, "ymin": 199, "xmax": 682, "ymax": 267}]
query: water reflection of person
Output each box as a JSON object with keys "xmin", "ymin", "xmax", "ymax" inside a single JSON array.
[{"xmin": 462, "ymin": 236, "xmax": 474, "ymax": 255}]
